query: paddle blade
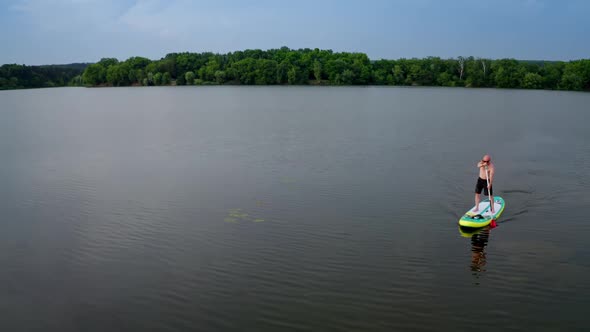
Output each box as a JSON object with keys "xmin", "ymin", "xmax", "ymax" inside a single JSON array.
[{"xmin": 490, "ymin": 220, "xmax": 497, "ymax": 228}]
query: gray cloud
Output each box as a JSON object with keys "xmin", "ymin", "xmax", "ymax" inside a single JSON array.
[{"xmin": 1, "ymin": 0, "xmax": 589, "ymax": 64}]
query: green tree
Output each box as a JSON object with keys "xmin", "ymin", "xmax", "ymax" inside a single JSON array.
[
  {"xmin": 202, "ymin": 58, "xmax": 220, "ymax": 82},
  {"xmin": 437, "ymin": 72, "xmax": 454, "ymax": 86},
  {"xmin": 559, "ymin": 73, "xmax": 583, "ymax": 91},
  {"xmin": 231, "ymin": 58, "xmax": 257, "ymax": 84},
  {"xmin": 340, "ymin": 69, "xmax": 355, "ymax": 85},
  {"xmin": 372, "ymin": 69, "xmax": 388, "ymax": 85},
  {"xmin": 287, "ymin": 66, "xmax": 298, "ymax": 85},
  {"xmin": 82, "ymin": 63, "xmax": 106, "ymax": 85},
  {"xmin": 145, "ymin": 63, "xmax": 158, "ymax": 78},
  {"xmin": 70, "ymin": 75, "xmax": 83, "ymax": 86},
  {"xmin": 406, "ymin": 63, "xmax": 426, "ymax": 85},
  {"xmin": 62, "ymin": 48, "xmax": 588, "ymax": 91},
  {"xmin": 106, "ymin": 65, "xmax": 118, "ymax": 85},
  {"xmin": 185, "ymin": 71, "xmax": 195, "ymax": 85},
  {"xmin": 522, "ymin": 72, "xmax": 543, "ymax": 89},
  {"xmin": 313, "ymin": 60, "xmax": 322, "ymax": 82},
  {"xmin": 214, "ymin": 70, "xmax": 226, "ymax": 84},
  {"xmin": 276, "ymin": 61, "xmax": 289, "ymax": 84},
  {"xmin": 147, "ymin": 72, "xmax": 154, "ymax": 86},
  {"xmin": 125, "ymin": 57, "xmax": 151, "ymax": 71},
  {"xmin": 176, "ymin": 73, "xmax": 186, "ymax": 85},
  {"xmin": 392, "ymin": 65, "xmax": 405, "ymax": 85},
  {"xmin": 106, "ymin": 64, "xmax": 129, "ymax": 86},
  {"xmin": 0, "ymin": 63, "xmax": 87, "ymax": 90},
  {"xmin": 492, "ymin": 59, "xmax": 521, "ymax": 88},
  {"xmin": 540, "ymin": 62, "xmax": 564, "ymax": 89},
  {"xmin": 326, "ymin": 58, "xmax": 348, "ymax": 83},
  {"xmin": 465, "ymin": 57, "xmax": 485, "ymax": 87},
  {"xmin": 255, "ymin": 59, "xmax": 278, "ymax": 84},
  {"xmin": 560, "ymin": 60, "xmax": 590, "ymax": 91},
  {"xmin": 128, "ymin": 69, "xmax": 137, "ymax": 84},
  {"xmin": 153, "ymin": 72, "xmax": 162, "ymax": 86},
  {"xmin": 162, "ymin": 72, "xmax": 171, "ymax": 85},
  {"xmin": 352, "ymin": 58, "xmax": 371, "ymax": 84},
  {"xmin": 98, "ymin": 58, "xmax": 119, "ymax": 67},
  {"xmin": 225, "ymin": 67, "xmax": 237, "ymax": 82}
]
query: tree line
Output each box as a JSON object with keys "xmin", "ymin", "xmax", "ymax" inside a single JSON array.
[
  {"xmin": 2, "ymin": 47, "xmax": 590, "ymax": 91},
  {"xmin": 0, "ymin": 63, "xmax": 87, "ymax": 90}
]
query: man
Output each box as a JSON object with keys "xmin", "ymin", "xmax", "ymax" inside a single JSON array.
[{"xmin": 474, "ymin": 154, "xmax": 494, "ymax": 213}]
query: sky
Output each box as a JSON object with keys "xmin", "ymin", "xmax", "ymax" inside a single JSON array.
[{"xmin": 0, "ymin": 0, "xmax": 588, "ymax": 65}]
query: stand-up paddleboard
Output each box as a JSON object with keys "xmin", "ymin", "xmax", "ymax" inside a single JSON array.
[{"xmin": 459, "ymin": 196, "xmax": 505, "ymax": 228}]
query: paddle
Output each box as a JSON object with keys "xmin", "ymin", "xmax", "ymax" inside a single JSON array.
[{"xmin": 484, "ymin": 165, "xmax": 497, "ymax": 228}]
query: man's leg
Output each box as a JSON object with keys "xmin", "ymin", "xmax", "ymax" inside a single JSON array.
[{"xmin": 474, "ymin": 179, "xmax": 483, "ymax": 212}]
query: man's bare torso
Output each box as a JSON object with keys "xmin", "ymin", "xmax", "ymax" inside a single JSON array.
[{"xmin": 479, "ymin": 162, "xmax": 494, "ymax": 179}]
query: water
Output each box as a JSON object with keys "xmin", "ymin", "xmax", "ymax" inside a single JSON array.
[{"xmin": 0, "ymin": 86, "xmax": 589, "ymax": 331}]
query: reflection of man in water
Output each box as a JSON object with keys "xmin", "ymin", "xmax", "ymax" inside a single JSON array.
[{"xmin": 470, "ymin": 227, "xmax": 490, "ymax": 272}]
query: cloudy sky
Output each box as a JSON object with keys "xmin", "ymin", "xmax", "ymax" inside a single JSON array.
[{"xmin": 0, "ymin": 0, "xmax": 588, "ymax": 65}]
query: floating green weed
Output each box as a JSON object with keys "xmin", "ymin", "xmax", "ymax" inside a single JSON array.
[
  {"xmin": 279, "ymin": 176, "xmax": 296, "ymax": 184},
  {"xmin": 228, "ymin": 208, "xmax": 249, "ymax": 220},
  {"xmin": 225, "ymin": 207, "xmax": 266, "ymax": 223}
]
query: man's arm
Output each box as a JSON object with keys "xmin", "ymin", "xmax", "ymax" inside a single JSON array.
[{"xmin": 488, "ymin": 167, "xmax": 494, "ymax": 185}]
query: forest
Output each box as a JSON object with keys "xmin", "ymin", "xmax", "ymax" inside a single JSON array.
[
  {"xmin": 2, "ymin": 48, "xmax": 589, "ymax": 91},
  {"xmin": 0, "ymin": 63, "xmax": 87, "ymax": 89}
]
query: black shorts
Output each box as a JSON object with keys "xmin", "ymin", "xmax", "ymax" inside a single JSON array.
[{"xmin": 475, "ymin": 177, "xmax": 493, "ymax": 195}]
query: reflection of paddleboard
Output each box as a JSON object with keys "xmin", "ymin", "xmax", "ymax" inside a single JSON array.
[
  {"xmin": 458, "ymin": 225, "xmax": 483, "ymax": 237},
  {"xmin": 459, "ymin": 196, "xmax": 505, "ymax": 228}
]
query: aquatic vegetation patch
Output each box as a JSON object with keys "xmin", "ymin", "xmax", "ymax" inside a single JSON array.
[{"xmin": 224, "ymin": 208, "xmax": 265, "ymax": 223}]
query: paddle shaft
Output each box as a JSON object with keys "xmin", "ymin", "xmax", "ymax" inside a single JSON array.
[{"xmin": 484, "ymin": 165, "xmax": 493, "ymax": 213}]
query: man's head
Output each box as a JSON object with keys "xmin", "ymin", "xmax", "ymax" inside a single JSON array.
[{"xmin": 482, "ymin": 154, "xmax": 491, "ymax": 162}]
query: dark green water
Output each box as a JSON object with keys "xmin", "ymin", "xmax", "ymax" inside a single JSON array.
[{"xmin": 0, "ymin": 86, "xmax": 589, "ymax": 331}]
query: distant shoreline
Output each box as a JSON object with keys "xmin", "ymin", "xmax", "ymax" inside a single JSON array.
[
  {"xmin": 2, "ymin": 47, "xmax": 589, "ymax": 92},
  {"xmin": 4, "ymin": 85, "xmax": 589, "ymax": 95}
]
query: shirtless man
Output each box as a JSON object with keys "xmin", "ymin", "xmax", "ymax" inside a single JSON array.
[{"xmin": 474, "ymin": 154, "xmax": 494, "ymax": 213}]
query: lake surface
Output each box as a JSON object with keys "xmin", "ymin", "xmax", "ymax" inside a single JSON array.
[{"xmin": 0, "ymin": 86, "xmax": 589, "ymax": 331}]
